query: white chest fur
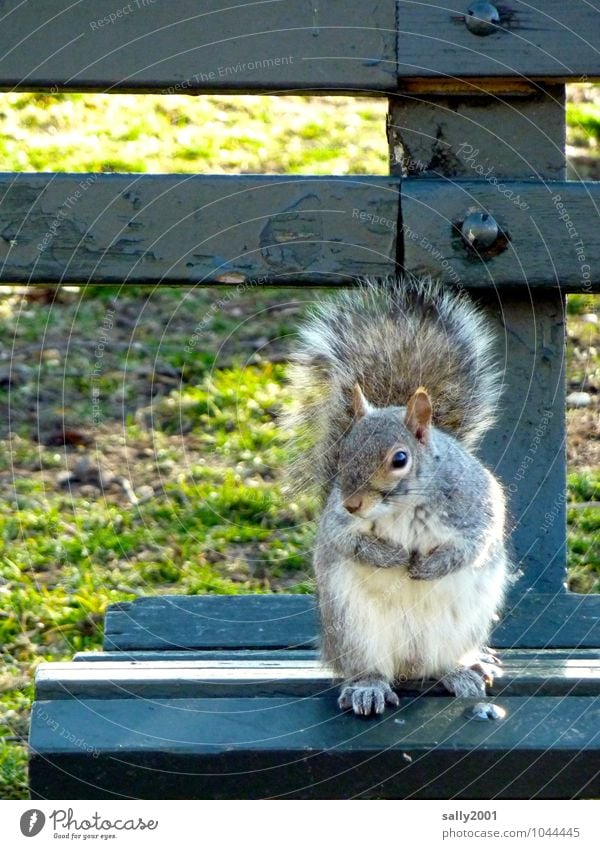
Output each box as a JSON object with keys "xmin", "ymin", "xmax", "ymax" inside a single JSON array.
[{"xmin": 320, "ymin": 501, "xmax": 506, "ymax": 681}]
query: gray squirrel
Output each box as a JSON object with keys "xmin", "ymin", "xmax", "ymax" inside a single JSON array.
[{"xmin": 286, "ymin": 276, "xmax": 509, "ymax": 715}]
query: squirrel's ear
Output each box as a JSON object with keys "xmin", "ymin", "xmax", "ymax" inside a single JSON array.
[
  {"xmin": 406, "ymin": 387, "xmax": 432, "ymax": 443},
  {"xmin": 352, "ymin": 383, "xmax": 372, "ymax": 420}
]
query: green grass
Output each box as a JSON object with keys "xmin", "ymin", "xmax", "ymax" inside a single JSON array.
[
  {"xmin": 567, "ymin": 102, "xmax": 600, "ymax": 150},
  {"xmin": 0, "ymin": 92, "xmax": 389, "ymax": 175},
  {"xmin": 0, "ymin": 88, "xmax": 599, "ymax": 799}
]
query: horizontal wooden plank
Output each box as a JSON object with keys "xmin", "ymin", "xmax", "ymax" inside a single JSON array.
[
  {"xmin": 400, "ymin": 180, "xmax": 600, "ymax": 291},
  {"xmin": 2, "ymin": 173, "xmax": 599, "ymax": 289},
  {"xmin": 36, "ymin": 655, "xmax": 600, "ymax": 699},
  {"xmin": 0, "ymin": 1, "xmax": 597, "ymax": 94},
  {"xmin": 0, "ymin": 173, "xmax": 398, "ymax": 285},
  {"xmin": 75, "ymin": 649, "xmax": 319, "ymax": 662},
  {"xmin": 74, "ymin": 648, "xmax": 600, "ymax": 664},
  {"xmin": 0, "ymin": 0, "xmax": 396, "ymax": 93},
  {"xmin": 103, "ymin": 594, "xmax": 318, "ymax": 651},
  {"xmin": 29, "ymin": 695, "xmax": 600, "ymax": 798},
  {"xmin": 103, "ymin": 593, "xmax": 600, "ymax": 651},
  {"xmin": 397, "ymin": 0, "xmax": 600, "ymax": 84}
]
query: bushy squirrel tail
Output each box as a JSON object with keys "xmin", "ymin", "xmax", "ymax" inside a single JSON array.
[{"xmin": 284, "ymin": 275, "xmax": 502, "ymax": 500}]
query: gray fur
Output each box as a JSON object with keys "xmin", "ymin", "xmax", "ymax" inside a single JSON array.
[
  {"xmin": 285, "ymin": 275, "xmax": 501, "ymax": 501},
  {"xmin": 286, "ymin": 275, "xmax": 509, "ymax": 715}
]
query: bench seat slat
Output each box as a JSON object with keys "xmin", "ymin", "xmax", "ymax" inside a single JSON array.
[
  {"xmin": 29, "ymin": 695, "xmax": 600, "ymax": 799},
  {"xmin": 104, "ymin": 594, "xmax": 318, "ymax": 651},
  {"xmin": 103, "ymin": 593, "xmax": 600, "ymax": 652},
  {"xmin": 74, "ymin": 648, "xmax": 600, "ymax": 663},
  {"xmin": 36, "ymin": 656, "xmax": 600, "ymax": 699}
]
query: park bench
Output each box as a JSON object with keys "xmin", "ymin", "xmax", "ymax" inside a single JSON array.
[{"xmin": 4, "ymin": 0, "xmax": 598, "ymax": 798}]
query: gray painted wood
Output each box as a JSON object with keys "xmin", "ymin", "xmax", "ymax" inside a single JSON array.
[
  {"xmin": 0, "ymin": 174, "xmax": 399, "ymax": 285},
  {"xmin": 1, "ymin": 172, "xmax": 598, "ymax": 289},
  {"xmin": 29, "ymin": 695, "xmax": 600, "ymax": 798},
  {"xmin": 0, "ymin": 0, "xmax": 396, "ymax": 93},
  {"xmin": 74, "ymin": 649, "xmax": 319, "ymax": 662},
  {"xmin": 1, "ymin": 0, "xmax": 597, "ymax": 93},
  {"xmin": 35, "ymin": 655, "xmax": 600, "ymax": 699},
  {"xmin": 400, "ymin": 179, "xmax": 599, "ymax": 290},
  {"xmin": 479, "ymin": 293, "xmax": 567, "ymax": 592},
  {"xmin": 103, "ymin": 593, "xmax": 600, "ymax": 651},
  {"xmin": 389, "ymin": 87, "xmax": 566, "ymax": 180},
  {"xmin": 73, "ymin": 648, "xmax": 600, "ymax": 663},
  {"xmin": 103, "ymin": 595, "xmax": 318, "ymax": 651},
  {"xmin": 396, "ymin": 0, "xmax": 600, "ymax": 82},
  {"xmin": 389, "ymin": 84, "xmax": 572, "ymax": 594}
]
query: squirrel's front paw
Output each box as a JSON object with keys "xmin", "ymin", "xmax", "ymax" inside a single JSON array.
[
  {"xmin": 408, "ymin": 547, "xmax": 463, "ymax": 580},
  {"xmin": 338, "ymin": 678, "xmax": 399, "ymax": 716},
  {"xmin": 407, "ymin": 551, "xmax": 443, "ymax": 580}
]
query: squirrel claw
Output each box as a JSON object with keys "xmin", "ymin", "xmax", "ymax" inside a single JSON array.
[
  {"xmin": 480, "ymin": 647, "xmax": 502, "ymax": 666},
  {"xmin": 470, "ymin": 661, "xmax": 500, "ymax": 687},
  {"xmin": 338, "ymin": 679, "xmax": 399, "ymax": 716},
  {"xmin": 471, "ymin": 649, "xmax": 502, "ymax": 685}
]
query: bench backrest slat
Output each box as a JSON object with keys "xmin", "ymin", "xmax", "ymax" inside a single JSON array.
[
  {"xmin": 0, "ymin": 173, "xmax": 598, "ymax": 290},
  {"xmin": 0, "ymin": 1, "xmax": 598, "ymax": 93},
  {"xmin": 397, "ymin": 0, "xmax": 600, "ymax": 82}
]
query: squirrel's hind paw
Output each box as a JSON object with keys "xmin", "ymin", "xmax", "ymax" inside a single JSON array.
[
  {"xmin": 442, "ymin": 651, "xmax": 502, "ymax": 697},
  {"xmin": 338, "ymin": 678, "xmax": 400, "ymax": 716},
  {"xmin": 441, "ymin": 667, "xmax": 488, "ymax": 698}
]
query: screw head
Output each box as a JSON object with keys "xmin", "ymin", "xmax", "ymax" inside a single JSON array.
[
  {"xmin": 468, "ymin": 702, "xmax": 506, "ymax": 721},
  {"xmin": 464, "ymin": 1, "xmax": 500, "ymax": 36},
  {"xmin": 461, "ymin": 211, "xmax": 499, "ymax": 250}
]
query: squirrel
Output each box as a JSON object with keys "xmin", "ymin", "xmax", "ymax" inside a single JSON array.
[{"xmin": 285, "ymin": 275, "xmax": 510, "ymax": 716}]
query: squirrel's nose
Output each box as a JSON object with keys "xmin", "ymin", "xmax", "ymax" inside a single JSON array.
[{"xmin": 344, "ymin": 494, "xmax": 363, "ymax": 514}]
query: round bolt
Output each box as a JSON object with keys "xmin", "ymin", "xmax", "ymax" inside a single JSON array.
[
  {"xmin": 464, "ymin": 2, "xmax": 500, "ymax": 36},
  {"xmin": 461, "ymin": 211, "xmax": 499, "ymax": 250},
  {"xmin": 468, "ymin": 702, "xmax": 506, "ymax": 721}
]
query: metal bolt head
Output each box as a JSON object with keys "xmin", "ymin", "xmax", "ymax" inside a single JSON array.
[
  {"xmin": 468, "ymin": 702, "xmax": 506, "ymax": 721},
  {"xmin": 465, "ymin": 2, "xmax": 500, "ymax": 35},
  {"xmin": 461, "ymin": 211, "xmax": 499, "ymax": 250}
]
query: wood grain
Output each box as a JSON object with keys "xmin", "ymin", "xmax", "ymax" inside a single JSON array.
[
  {"xmin": 36, "ymin": 656, "xmax": 600, "ymax": 699},
  {"xmin": 29, "ymin": 694, "xmax": 600, "ymax": 798},
  {"xmin": 103, "ymin": 593, "xmax": 600, "ymax": 651},
  {"xmin": 401, "ymin": 179, "xmax": 599, "ymax": 291},
  {"xmin": 0, "ymin": 0, "xmax": 396, "ymax": 93},
  {"xmin": 397, "ymin": 0, "xmax": 600, "ymax": 84},
  {"xmin": 0, "ymin": 173, "xmax": 399, "ymax": 285}
]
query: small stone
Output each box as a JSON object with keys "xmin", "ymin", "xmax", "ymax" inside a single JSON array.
[
  {"xmin": 136, "ymin": 485, "xmax": 155, "ymax": 503},
  {"xmin": 582, "ymin": 313, "xmax": 598, "ymax": 325},
  {"xmin": 567, "ymin": 391, "xmax": 591, "ymax": 408},
  {"xmin": 468, "ymin": 702, "xmax": 506, "ymax": 721}
]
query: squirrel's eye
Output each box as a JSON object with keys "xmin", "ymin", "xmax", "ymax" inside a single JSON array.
[{"xmin": 391, "ymin": 450, "xmax": 408, "ymax": 469}]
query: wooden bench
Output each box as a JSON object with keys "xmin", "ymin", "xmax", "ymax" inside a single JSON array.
[{"xmin": 11, "ymin": 0, "xmax": 599, "ymax": 798}]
